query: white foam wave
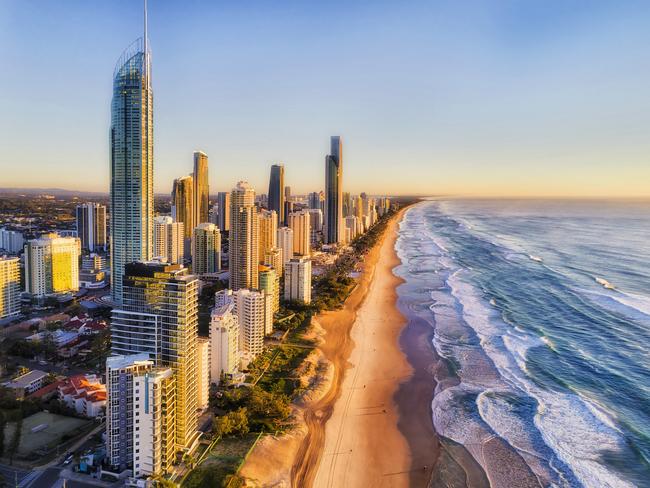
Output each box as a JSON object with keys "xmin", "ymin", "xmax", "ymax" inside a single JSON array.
[{"xmin": 447, "ymin": 271, "xmax": 635, "ymax": 488}]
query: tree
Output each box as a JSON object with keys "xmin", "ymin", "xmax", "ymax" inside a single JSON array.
[
  {"xmin": 0, "ymin": 411, "xmax": 5, "ymax": 458},
  {"xmin": 182, "ymin": 453, "xmax": 196, "ymax": 470},
  {"xmin": 212, "ymin": 408, "xmax": 249, "ymax": 437},
  {"xmin": 150, "ymin": 474, "xmax": 177, "ymax": 487},
  {"xmin": 8, "ymin": 416, "xmax": 22, "ymax": 465}
]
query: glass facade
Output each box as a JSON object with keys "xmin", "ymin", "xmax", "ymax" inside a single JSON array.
[
  {"xmin": 111, "ymin": 262, "xmax": 199, "ymax": 451},
  {"xmin": 268, "ymin": 164, "xmax": 285, "ymax": 224},
  {"xmin": 110, "ymin": 37, "xmax": 154, "ymax": 302},
  {"xmin": 325, "ymin": 136, "xmax": 343, "ymax": 244}
]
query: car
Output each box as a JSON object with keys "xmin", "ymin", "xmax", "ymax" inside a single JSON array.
[{"xmin": 63, "ymin": 455, "xmax": 74, "ymax": 465}]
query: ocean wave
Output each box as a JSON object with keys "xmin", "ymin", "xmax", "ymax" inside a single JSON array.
[{"xmin": 447, "ymin": 270, "xmax": 636, "ymax": 488}]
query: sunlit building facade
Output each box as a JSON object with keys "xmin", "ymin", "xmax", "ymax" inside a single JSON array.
[
  {"xmin": 153, "ymin": 216, "xmax": 184, "ymax": 264},
  {"xmin": 263, "ymin": 246, "xmax": 283, "ymax": 279},
  {"xmin": 172, "ymin": 175, "xmax": 194, "ymax": 239},
  {"xmin": 259, "ymin": 265, "xmax": 279, "ymax": 316},
  {"xmin": 110, "ymin": 262, "xmax": 199, "ymax": 452},
  {"xmin": 258, "ymin": 210, "xmax": 277, "ymax": 263},
  {"xmin": 24, "ymin": 234, "xmax": 80, "ymax": 297},
  {"xmin": 230, "ymin": 182, "xmax": 258, "ymax": 291},
  {"xmin": 193, "ymin": 151, "xmax": 209, "ymax": 225},
  {"xmin": 110, "ymin": 36, "xmax": 154, "ymax": 302},
  {"xmin": 288, "ymin": 211, "xmax": 311, "ymax": 256},
  {"xmin": 191, "ymin": 223, "xmax": 221, "ymax": 274},
  {"xmin": 0, "ymin": 257, "xmax": 20, "ymax": 320}
]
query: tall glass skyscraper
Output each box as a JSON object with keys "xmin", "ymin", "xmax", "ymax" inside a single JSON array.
[
  {"xmin": 109, "ymin": 20, "xmax": 154, "ymax": 302},
  {"xmin": 325, "ymin": 136, "xmax": 343, "ymax": 244},
  {"xmin": 193, "ymin": 151, "xmax": 209, "ymax": 226},
  {"xmin": 268, "ymin": 164, "xmax": 285, "ymax": 224}
]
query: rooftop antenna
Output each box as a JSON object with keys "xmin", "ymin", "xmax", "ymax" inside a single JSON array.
[
  {"xmin": 144, "ymin": 0, "xmax": 148, "ymax": 56},
  {"xmin": 143, "ymin": 0, "xmax": 149, "ymax": 82}
]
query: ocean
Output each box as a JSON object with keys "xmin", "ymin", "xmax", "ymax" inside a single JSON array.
[{"xmin": 394, "ymin": 199, "xmax": 650, "ymax": 488}]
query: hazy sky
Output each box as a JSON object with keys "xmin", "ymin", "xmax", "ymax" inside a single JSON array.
[{"xmin": 1, "ymin": 0, "xmax": 649, "ymax": 197}]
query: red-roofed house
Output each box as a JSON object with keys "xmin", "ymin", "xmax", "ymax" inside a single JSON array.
[{"xmin": 58, "ymin": 374, "xmax": 107, "ymax": 417}]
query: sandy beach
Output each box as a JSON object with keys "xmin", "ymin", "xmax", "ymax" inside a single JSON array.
[
  {"xmin": 305, "ymin": 208, "xmax": 438, "ymax": 488},
  {"xmin": 241, "ymin": 210, "xmax": 425, "ymax": 487}
]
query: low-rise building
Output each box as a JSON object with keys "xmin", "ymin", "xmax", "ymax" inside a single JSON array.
[
  {"xmin": 58, "ymin": 374, "xmax": 107, "ymax": 417},
  {"xmin": 3, "ymin": 369, "xmax": 49, "ymax": 398}
]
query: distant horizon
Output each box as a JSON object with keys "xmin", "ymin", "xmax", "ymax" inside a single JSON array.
[{"xmin": 1, "ymin": 186, "xmax": 649, "ymax": 201}]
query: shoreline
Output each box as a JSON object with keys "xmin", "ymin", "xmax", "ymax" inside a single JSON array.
[
  {"xmin": 239, "ymin": 209, "xmax": 413, "ymax": 487},
  {"xmin": 305, "ymin": 208, "xmax": 416, "ymax": 487}
]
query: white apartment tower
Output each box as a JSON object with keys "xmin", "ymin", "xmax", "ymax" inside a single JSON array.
[
  {"xmin": 232, "ymin": 289, "xmax": 272, "ymax": 358},
  {"xmin": 106, "ymin": 354, "xmax": 176, "ymax": 476},
  {"xmin": 153, "ymin": 216, "xmax": 184, "ymax": 264},
  {"xmin": 284, "ymin": 257, "xmax": 312, "ymax": 304},
  {"xmin": 209, "ymin": 293, "xmax": 239, "ymax": 384},
  {"xmin": 277, "ymin": 227, "xmax": 293, "ymax": 265}
]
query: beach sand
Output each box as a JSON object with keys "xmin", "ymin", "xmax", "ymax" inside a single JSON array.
[{"xmin": 241, "ymin": 210, "xmax": 418, "ymax": 487}]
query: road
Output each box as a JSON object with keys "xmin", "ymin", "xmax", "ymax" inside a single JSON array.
[
  {"xmin": 25, "ymin": 467, "xmax": 60, "ymax": 487},
  {"xmin": 0, "ymin": 463, "xmax": 29, "ymax": 486}
]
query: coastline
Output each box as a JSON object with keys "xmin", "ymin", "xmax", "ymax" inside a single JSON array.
[
  {"xmin": 306, "ymin": 208, "xmax": 416, "ymax": 487},
  {"xmin": 240, "ymin": 209, "xmax": 415, "ymax": 487}
]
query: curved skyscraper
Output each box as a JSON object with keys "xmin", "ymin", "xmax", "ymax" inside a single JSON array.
[
  {"xmin": 110, "ymin": 10, "xmax": 154, "ymax": 302},
  {"xmin": 268, "ymin": 164, "xmax": 285, "ymax": 224},
  {"xmin": 193, "ymin": 151, "xmax": 209, "ymax": 225},
  {"xmin": 325, "ymin": 136, "xmax": 343, "ymax": 244},
  {"xmin": 172, "ymin": 175, "xmax": 194, "ymax": 239}
]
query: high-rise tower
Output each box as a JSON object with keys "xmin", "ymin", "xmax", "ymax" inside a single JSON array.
[
  {"xmin": 76, "ymin": 203, "xmax": 107, "ymax": 252},
  {"xmin": 111, "ymin": 262, "xmax": 199, "ymax": 451},
  {"xmin": 193, "ymin": 151, "xmax": 209, "ymax": 225},
  {"xmin": 268, "ymin": 164, "xmax": 285, "ymax": 224},
  {"xmin": 325, "ymin": 136, "xmax": 343, "ymax": 245},
  {"xmin": 172, "ymin": 175, "xmax": 194, "ymax": 239},
  {"xmin": 110, "ymin": 1, "xmax": 154, "ymax": 301},
  {"xmin": 229, "ymin": 182, "xmax": 259, "ymax": 291}
]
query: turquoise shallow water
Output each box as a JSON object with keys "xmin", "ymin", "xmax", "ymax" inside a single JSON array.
[{"xmin": 395, "ymin": 199, "xmax": 650, "ymax": 488}]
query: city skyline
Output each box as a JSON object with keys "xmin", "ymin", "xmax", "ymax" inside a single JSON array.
[{"xmin": 2, "ymin": 1, "xmax": 650, "ymax": 197}]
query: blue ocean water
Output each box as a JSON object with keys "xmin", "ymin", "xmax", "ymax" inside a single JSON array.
[{"xmin": 395, "ymin": 200, "xmax": 650, "ymax": 488}]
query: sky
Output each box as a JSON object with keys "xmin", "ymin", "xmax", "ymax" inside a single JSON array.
[{"xmin": 1, "ymin": 0, "xmax": 649, "ymax": 197}]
